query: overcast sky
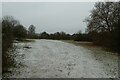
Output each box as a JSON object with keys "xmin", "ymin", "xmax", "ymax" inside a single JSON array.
[{"xmin": 2, "ymin": 2, "xmax": 95, "ymax": 34}]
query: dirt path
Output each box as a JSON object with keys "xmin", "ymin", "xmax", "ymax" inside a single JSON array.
[{"xmin": 3, "ymin": 39, "xmax": 118, "ymax": 78}]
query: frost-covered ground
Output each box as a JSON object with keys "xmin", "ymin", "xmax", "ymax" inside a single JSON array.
[{"xmin": 3, "ymin": 39, "xmax": 118, "ymax": 78}]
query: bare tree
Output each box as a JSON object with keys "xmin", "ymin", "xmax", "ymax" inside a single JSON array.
[
  {"xmin": 2, "ymin": 16, "xmax": 20, "ymax": 27},
  {"xmin": 86, "ymin": 2, "xmax": 120, "ymax": 33},
  {"xmin": 28, "ymin": 25, "xmax": 36, "ymax": 34},
  {"xmin": 85, "ymin": 2, "xmax": 120, "ymax": 51}
]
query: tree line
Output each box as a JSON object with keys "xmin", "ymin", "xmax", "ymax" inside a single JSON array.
[
  {"xmin": 34, "ymin": 31, "xmax": 92, "ymax": 41},
  {"xmin": 85, "ymin": 2, "xmax": 120, "ymax": 52}
]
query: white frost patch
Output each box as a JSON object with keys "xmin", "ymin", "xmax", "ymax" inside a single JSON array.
[{"xmin": 5, "ymin": 39, "xmax": 118, "ymax": 78}]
